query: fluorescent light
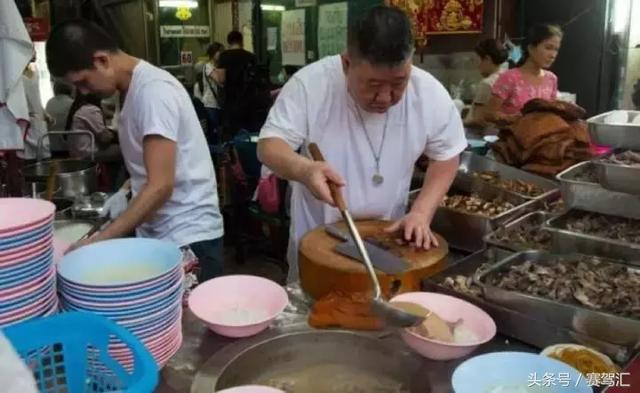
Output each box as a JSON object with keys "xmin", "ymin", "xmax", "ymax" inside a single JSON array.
[
  {"xmin": 159, "ymin": 0, "xmax": 198, "ymax": 8},
  {"xmin": 261, "ymin": 4, "xmax": 285, "ymax": 12}
]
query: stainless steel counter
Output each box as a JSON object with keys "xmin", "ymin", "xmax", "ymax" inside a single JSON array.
[{"xmin": 157, "ymin": 290, "xmax": 537, "ymax": 393}]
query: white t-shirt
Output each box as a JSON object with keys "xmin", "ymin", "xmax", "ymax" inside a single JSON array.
[
  {"xmin": 259, "ymin": 55, "xmax": 467, "ymax": 281},
  {"xmin": 118, "ymin": 60, "xmax": 223, "ymax": 247}
]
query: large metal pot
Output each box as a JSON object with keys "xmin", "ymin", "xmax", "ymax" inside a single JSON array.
[{"xmin": 21, "ymin": 159, "xmax": 98, "ymax": 199}]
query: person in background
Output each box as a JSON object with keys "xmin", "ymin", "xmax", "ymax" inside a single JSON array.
[
  {"xmin": 65, "ymin": 93, "xmax": 119, "ymax": 161},
  {"xmin": 487, "ymin": 24, "xmax": 563, "ymax": 121},
  {"xmin": 46, "ymin": 20, "xmax": 224, "ymax": 281},
  {"xmin": 200, "ymin": 42, "xmax": 224, "ymax": 144},
  {"xmin": 19, "ymin": 58, "xmax": 51, "ymax": 161},
  {"xmin": 270, "ymin": 65, "xmax": 301, "ymax": 99},
  {"xmin": 46, "ymin": 81, "xmax": 74, "ymax": 132},
  {"xmin": 257, "ymin": 6, "xmax": 466, "ymax": 282},
  {"xmin": 215, "ymin": 31, "xmax": 270, "ymax": 136},
  {"xmin": 464, "ymin": 38, "xmax": 508, "ymax": 130}
]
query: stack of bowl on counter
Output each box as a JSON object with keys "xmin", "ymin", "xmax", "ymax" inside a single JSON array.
[
  {"xmin": 0, "ymin": 198, "xmax": 58, "ymax": 328},
  {"xmin": 57, "ymin": 238, "xmax": 185, "ymax": 369}
]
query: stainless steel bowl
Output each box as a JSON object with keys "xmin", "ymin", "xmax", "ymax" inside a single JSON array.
[{"xmin": 21, "ymin": 159, "xmax": 98, "ymax": 198}]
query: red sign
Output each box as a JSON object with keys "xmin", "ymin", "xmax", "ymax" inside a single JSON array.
[{"xmin": 24, "ymin": 17, "xmax": 50, "ymax": 41}]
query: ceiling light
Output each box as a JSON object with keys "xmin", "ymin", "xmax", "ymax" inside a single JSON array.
[
  {"xmin": 261, "ymin": 4, "xmax": 285, "ymax": 12},
  {"xmin": 159, "ymin": 0, "xmax": 198, "ymax": 8}
]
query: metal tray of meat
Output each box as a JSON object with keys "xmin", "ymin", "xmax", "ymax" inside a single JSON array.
[
  {"xmin": 587, "ymin": 110, "xmax": 640, "ymax": 150},
  {"xmin": 543, "ymin": 210, "xmax": 640, "ymax": 264},
  {"xmin": 429, "ymin": 180, "xmax": 538, "ymax": 252},
  {"xmin": 483, "ymin": 211, "xmax": 552, "ymax": 252},
  {"xmin": 556, "ymin": 161, "xmax": 640, "ymax": 219},
  {"xmin": 422, "ymin": 248, "xmax": 634, "ymax": 363},
  {"xmin": 457, "ymin": 151, "xmax": 560, "ymax": 200},
  {"xmin": 592, "ymin": 149, "xmax": 640, "ymax": 195},
  {"xmin": 475, "ymin": 250, "xmax": 640, "ymax": 348}
]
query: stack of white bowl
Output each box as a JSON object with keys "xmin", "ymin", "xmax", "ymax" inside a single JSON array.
[
  {"xmin": 57, "ymin": 238, "xmax": 183, "ymax": 368},
  {"xmin": 0, "ymin": 198, "xmax": 58, "ymax": 327}
]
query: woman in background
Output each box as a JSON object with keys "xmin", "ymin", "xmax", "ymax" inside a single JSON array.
[
  {"xmin": 488, "ymin": 24, "xmax": 563, "ymax": 120},
  {"xmin": 202, "ymin": 42, "xmax": 224, "ymax": 143},
  {"xmin": 66, "ymin": 94, "xmax": 117, "ymax": 160},
  {"xmin": 464, "ymin": 38, "xmax": 508, "ymax": 129}
]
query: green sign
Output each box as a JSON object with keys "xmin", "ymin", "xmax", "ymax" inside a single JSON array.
[{"xmin": 318, "ymin": 2, "xmax": 348, "ymax": 59}]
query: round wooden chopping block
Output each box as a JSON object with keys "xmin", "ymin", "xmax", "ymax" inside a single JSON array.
[{"xmin": 299, "ymin": 220, "xmax": 449, "ymax": 300}]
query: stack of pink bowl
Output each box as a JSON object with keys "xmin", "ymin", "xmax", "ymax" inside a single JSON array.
[
  {"xmin": 57, "ymin": 238, "xmax": 184, "ymax": 369},
  {"xmin": 0, "ymin": 198, "xmax": 58, "ymax": 327}
]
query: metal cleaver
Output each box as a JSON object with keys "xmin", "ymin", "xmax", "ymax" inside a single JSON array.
[{"xmin": 325, "ymin": 225, "xmax": 410, "ymax": 275}]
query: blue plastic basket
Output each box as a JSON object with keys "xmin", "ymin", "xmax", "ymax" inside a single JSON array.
[{"xmin": 3, "ymin": 312, "xmax": 158, "ymax": 393}]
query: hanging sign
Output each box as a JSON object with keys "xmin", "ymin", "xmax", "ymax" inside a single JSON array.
[
  {"xmin": 281, "ymin": 9, "xmax": 306, "ymax": 65},
  {"xmin": 318, "ymin": 2, "xmax": 348, "ymax": 58},
  {"xmin": 160, "ymin": 25, "xmax": 210, "ymax": 38}
]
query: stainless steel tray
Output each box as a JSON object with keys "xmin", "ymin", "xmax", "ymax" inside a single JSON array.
[
  {"xmin": 544, "ymin": 210, "xmax": 640, "ymax": 264},
  {"xmin": 430, "ymin": 180, "xmax": 537, "ymax": 252},
  {"xmin": 556, "ymin": 161, "xmax": 640, "ymax": 219},
  {"xmin": 475, "ymin": 250, "xmax": 640, "ymax": 348},
  {"xmin": 587, "ymin": 110, "xmax": 640, "ymax": 149},
  {"xmin": 422, "ymin": 248, "xmax": 634, "ymax": 363},
  {"xmin": 457, "ymin": 151, "xmax": 560, "ymax": 200},
  {"xmin": 484, "ymin": 211, "xmax": 552, "ymax": 252},
  {"xmin": 593, "ymin": 149, "xmax": 640, "ymax": 195}
]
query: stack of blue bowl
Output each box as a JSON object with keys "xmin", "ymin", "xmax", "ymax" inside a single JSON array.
[{"xmin": 57, "ymin": 238, "xmax": 184, "ymax": 368}]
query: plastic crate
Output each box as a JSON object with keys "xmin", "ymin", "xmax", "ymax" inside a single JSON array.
[{"xmin": 3, "ymin": 312, "xmax": 158, "ymax": 393}]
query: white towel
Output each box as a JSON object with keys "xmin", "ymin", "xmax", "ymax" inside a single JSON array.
[{"xmin": 0, "ymin": 1, "xmax": 34, "ymax": 151}]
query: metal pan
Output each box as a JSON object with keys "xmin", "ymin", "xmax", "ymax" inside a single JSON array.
[
  {"xmin": 484, "ymin": 211, "xmax": 552, "ymax": 252},
  {"xmin": 587, "ymin": 110, "xmax": 640, "ymax": 149},
  {"xmin": 457, "ymin": 151, "xmax": 559, "ymax": 200},
  {"xmin": 422, "ymin": 248, "xmax": 633, "ymax": 363},
  {"xmin": 429, "ymin": 181, "xmax": 536, "ymax": 252},
  {"xmin": 475, "ymin": 250, "xmax": 640, "ymax": 348},
  {"xmin": 556, "ymin": 162, "xmax": 640, "ymax": 219},
  {"xmin": 544, "ymin": 210, "xmax": 640, "ymax": 264},
  {"xmin": 593, "ymin": 149, "xmax": 640, "ymax": 195}
]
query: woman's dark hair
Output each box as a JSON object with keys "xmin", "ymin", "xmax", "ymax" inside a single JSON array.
[
  {"xmin": 65, "ymin": 94, "xmax": 104, "ymax": 130},
  {"xmin": 519, "ymin": 24, "xmax": 563, "ymax": 66},
  {"xmin": 283, "ymin": 65, "xmax": 301, "ymax": 77},
  {"xmin": 206, "ymin": 42, "xmax": 224, "ymax": 60},
  {"xmin": 474, "ymin": 38, "xmax": 508, "ymax": 65}
]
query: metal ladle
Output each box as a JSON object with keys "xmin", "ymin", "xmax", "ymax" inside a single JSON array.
[{"xmin": 308, "ymin": 143, "xmax": 424, "ymax": 328}]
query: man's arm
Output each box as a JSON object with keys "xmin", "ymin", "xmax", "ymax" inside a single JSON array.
[
  {"xmin": 257, "ymin": 138, "xmax": 344, "ymax": 206},
  {"xmin": 93, "ymin": 135, "xmax": 176, "ymax": 241},
  {"xmin": 410, "ymin": 156, "xmax": 459, "ymax": 222}
]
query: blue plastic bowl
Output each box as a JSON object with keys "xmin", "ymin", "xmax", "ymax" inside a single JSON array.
[
  {"xmin": 58, "ymin": 238, "xmax": 181, "ymax": 287},
  {"xmin": 452, "ymin": 352, "xmax": 592, "ymax": 393}
]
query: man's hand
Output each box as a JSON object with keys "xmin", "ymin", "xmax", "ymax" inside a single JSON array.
[
  {"xmin": 300, "ymin": 161, "xmax": 346, "ymax": 207},
  {"xmin": 385, "ymin": 211, "xmax": 439, "ymax": 250},
  {"xmin": 64, "ymin": 236, "xmax": 97, "ymax": 254}
]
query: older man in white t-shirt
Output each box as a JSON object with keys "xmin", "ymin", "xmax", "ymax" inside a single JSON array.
[
  {"xmin": 45, "ymin": 20, "xmax": 224, "ymax": 280},
  {"xmin": 258, "ymin": 6, "xmax": 467, "ymax": 282}
]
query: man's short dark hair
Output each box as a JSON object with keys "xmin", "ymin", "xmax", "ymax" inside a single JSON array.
[
  {"xmin": 348, "ymin": 6, "xmax": 414, "ymax": 66},
  {"xmin": 227, "ymin": 31, "xmax": 243, "ymax": 46},
  {"xmin": 46, "ymin": 19, "xmax": 119, "ymax": 78}
]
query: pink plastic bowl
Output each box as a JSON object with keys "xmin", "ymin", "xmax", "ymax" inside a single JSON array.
[
  {"xmin": 390, "ymin": 292, "xmax": 496, "ymax": 361},
  {"xmin": 188, "ymin": 275, "xmax": 288, "ymax": 338},
  {"xmin": 218, "ymin": 387, "xmax": 285, "ymax": 393}
]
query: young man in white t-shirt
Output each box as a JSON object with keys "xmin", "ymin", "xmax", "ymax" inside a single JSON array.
[
  {"xmin": 45, "ymin": 20, "xmax": 224, "ymax": 280},
  {"xmin": 258, "ymin": 6, "xmax": 467, "ymax": 282}
]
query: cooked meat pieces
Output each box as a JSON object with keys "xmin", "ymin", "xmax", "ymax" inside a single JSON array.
[
  {"xmin": 442, "ymin": 194, "xmax": 515, "ymax": 217},
  {"xmin": 570, "ymin": 165, "xmax": 598, "ymax": 183},
  {"xmin": 441, "ymin": 263, "xmax": 492, "ymax": 298},
  {"xmin": 543, "ymin": 199, "xmax": 565, "ymax": 214},
  {"xmin": 563, "ymin": 212, "xmax": 640, "ymax": 244},
  {"xmin": 471, "ymin": 170, "xmax": 545, "ymax": 197},
  {"xmin": 486, "ymin": 255, "xmax": 640, "ymax": 319},
  {"xmin": 603, "ymin": 150, "xmax": 640, "ymax": 167},
  {"xmin": 491, "ymin": 215, "xmax": 551, "ymax": 250}
]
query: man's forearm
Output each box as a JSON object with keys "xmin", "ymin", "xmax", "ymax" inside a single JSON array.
[
  {"xmin": 257, "ymin": 138, "xmax": 311, "ymax": 182},
  {"xmin": 94, "ymin": 182, "xmax": 171, "ymax": 241},
  {"xmin": 410, "ymin": 156, "xmax": 459, "ymax": 221}
]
